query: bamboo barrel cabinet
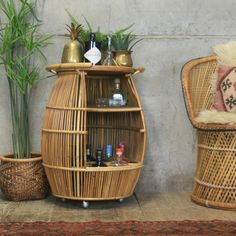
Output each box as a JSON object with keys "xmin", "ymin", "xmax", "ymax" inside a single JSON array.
[
  {"xmin": 42, "ymin": 64, "xmax": 146, "ymax": 207},
  {"xmin": 181, "ymin": 56, "xmax": 236, "ymax": 210}
]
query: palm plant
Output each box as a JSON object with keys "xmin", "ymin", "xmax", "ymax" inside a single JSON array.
[
  {"xmin": 111, "ymin": 25, "xmax": 142, "ymax": 51},
  {"xmin": 0, "ymin": 0, "xmax": 50, "ymax": 159}
]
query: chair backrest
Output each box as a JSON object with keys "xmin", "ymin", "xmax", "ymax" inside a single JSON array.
[{"xmin": 181, "ymin": 56, "xmax": 217, "ymax": 124}]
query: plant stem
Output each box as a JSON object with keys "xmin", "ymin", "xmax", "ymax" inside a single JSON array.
[{"xmin": 8, "ymin": 79, "xmax": 31, "ymax": 159}]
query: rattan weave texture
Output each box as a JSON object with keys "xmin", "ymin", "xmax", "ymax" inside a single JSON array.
[
  {"xmin": 42, "ymin": 66, "xmax": 146, "ymax": 201},
  {"xmin": 0, "ymin": 155, "xmax": 49, "ymax": 201},
  {"xmin": 181, "ymin": 56, "xmax": 236, "ymax": 209}
]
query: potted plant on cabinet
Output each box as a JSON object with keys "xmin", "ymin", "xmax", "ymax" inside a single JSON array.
[
  {"xmin": 111, "ymin": 25, "xmax": 142, "ymax": 67},
  {"xmin": 0, "ymin": 0, "xmax": 50, "ymax": 201},
  {"xmin": 80, "ymin": 16, "xmax": 107, "ymax": 51},
  {"xmin": 66, "ymin": 11, "xmax": 107, "ymax": 61}
]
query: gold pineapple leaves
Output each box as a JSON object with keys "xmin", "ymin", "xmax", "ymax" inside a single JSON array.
[{"xmin": 65, "ymin": 23, "xmax": 83, "ymax": 40}]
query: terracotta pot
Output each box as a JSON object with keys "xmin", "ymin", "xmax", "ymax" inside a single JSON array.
[
  {"xmin": 114, "ymin": 50, "xmax": 133, "ymax": 67},
  {"xmin": 0, "ymin": 154, "xmax": 50, "ymax": 201}
]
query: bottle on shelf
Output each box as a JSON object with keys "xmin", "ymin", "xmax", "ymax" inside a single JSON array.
[
  {"xmin": 111, "ymin": 147, "xmax": 128, "ymax": 166},
  {"xmin": 119, "ymin": 142, "xmax": 129, "ymax": 163},
  {"xmin": 95, "ymin": 147, "xmax": 104, "ymax": 167},
  {"xmin": 84, "ymin": 32, "xmax": 101, "ymax": 65},
  {"xmin": 110, "ymin": 78, "xmax": 127, "ymax": 107},
  {"xmin": 102, "ymin": 36, "xmax": 116, "ymax": 66},
  {"xmin": 119, "ymin": 142, "xmax": 125, "ymax": 153},
  {"xmin": 105, "ymin": 144, "xmax": 113, "ymax": 161},
  {"xmin": 86, "ymin": 144, "xmax": 95, "ymax": 162}
]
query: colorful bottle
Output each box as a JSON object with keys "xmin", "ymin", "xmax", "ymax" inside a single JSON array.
[
  {"xmin": 118, "ymin": 142, "xmax": 125, "ymax": 155},
  {"xmin": 119, "ymin": 142, "xmax": 129, "ymax": 163},
  {"xmin": 95, "ymin": 148, "xmax": 104, "ymax": 167},
  {"xmin": 115, "ymin": 148, "xmax": 123, "ymax": 165},
  {"xmin": 105, "ymin": 144, "xmax": 113, "ymax": 161}
]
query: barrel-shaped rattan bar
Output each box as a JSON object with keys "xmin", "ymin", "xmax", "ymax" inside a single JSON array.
[
  {"xmin": 181, "ymin": 56, "xmax": 236, "ymax": 209},
  {"xmin": 42, "ymin": 64, "xmax": 146, "ymax": 202}
]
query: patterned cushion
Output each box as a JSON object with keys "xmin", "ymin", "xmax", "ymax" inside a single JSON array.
[
  {"xmin": 211, "ymin": 41, "xmax": 236, "ymax": 112},
  {"xmin": 211, "ymin": 64, "xmax": 235, "ymax": 111},
  {"xmin": 220, "ymin": 67, "xmax": 236, "ymax": 112}
]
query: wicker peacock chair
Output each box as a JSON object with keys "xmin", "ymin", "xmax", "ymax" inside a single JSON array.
[{"xmin": 181, "ymin": 55, "xmax": 236, "ymax": 210}]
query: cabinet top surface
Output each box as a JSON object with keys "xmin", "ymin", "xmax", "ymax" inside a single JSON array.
[{"xmin": 46, "ymin": 63, "xmax": 136, "ymax": 74}]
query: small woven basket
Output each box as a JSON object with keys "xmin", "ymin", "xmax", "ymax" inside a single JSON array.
[{"xmin": 0, "ymin": 154, "xmax": 49, "ymax": 201}]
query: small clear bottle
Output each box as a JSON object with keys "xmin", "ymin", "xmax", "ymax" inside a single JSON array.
[
  {"xmin": 102, "ymin": 36, "xmax": 116, "ymax": 66},
  {"xmin": 110, "ymin": 78, "xmax": 126, "ymax": 106}
]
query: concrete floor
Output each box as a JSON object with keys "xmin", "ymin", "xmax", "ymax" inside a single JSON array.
[{"xmin": 0, "ymin": 192, "xmax": 235, "ymax": 223}]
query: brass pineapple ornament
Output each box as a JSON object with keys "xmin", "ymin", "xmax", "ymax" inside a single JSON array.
[{"xmin": 61, "ymin": 23, "xmax": 83, "ymax": 63}]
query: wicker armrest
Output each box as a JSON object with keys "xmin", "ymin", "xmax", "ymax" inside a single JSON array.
[{"xmin": 181, "ymin": 55, "xmax": 236, "ymax": 131}]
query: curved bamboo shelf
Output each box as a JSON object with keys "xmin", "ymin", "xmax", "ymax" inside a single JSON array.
[
  {"xmin": 46, "ymin": 63, "xmax": 136, "ymax": 74},
  {"xmin": 42, "ymin": 65, "xmax": 146, "ymax": 202}
]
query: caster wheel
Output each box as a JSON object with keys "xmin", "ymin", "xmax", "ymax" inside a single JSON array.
[
  {"xmin": 118, "ymin": 198, "xmax": 124, "ymax": 203},
  {"xmin": 83, "ymin": 201, "xmax": 89, "ymax": 208}
]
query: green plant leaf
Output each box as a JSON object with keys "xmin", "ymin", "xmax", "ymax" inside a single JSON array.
[
  {"xmin": 65, "ymin": 9, "xmax": 80, "ymax": 27},
  {"xmin": 82, "ymin": 15, "xmax": 93, "ymax": 32},
  {"xmin": 111, "ymin": 24, "xmax": 142, "ymax": 51},
  {"xmin": 0, "ymin": 0, "xmax": 52, "ymax": 158}
]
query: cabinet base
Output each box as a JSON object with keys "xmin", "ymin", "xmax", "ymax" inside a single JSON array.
[
  {"xmin": 44, "ymin": 165, "xmax": 142, "ymax": 201},
  {"xmin": 55, "ymin": 193, "xmax": 133, "ymax": 201}
]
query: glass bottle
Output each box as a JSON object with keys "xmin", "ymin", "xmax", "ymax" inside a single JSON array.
[
  {"xmin": 110, "ymin": 78, "xmax": 126, "ymax": 106},
  {"xmin": 119, "ymin": 142, "xmax": 129, "ymax": 163},
  {"xmin": 95, "ymin": 147, "xmax": 104, "ymax": 167},
  {"xmin": 86, "ymin": 144, "xmax": 94, "ymax": 162},
  {"xmin": 105, "ymin": 144, "xmax": 113, "ymax": 161},
  {"xmin": 115, "ymin": 148, "xmax": 123, "ymax": 164},
  {"xmin": 102, "ymin": 36, "xmax": 116, "ymax": 66},
  {"xmin": 84, "ymin": 32, "xmax": 101, "ymax": 65},
  {"xmin": 89, "ymin": 32, "xmax": 96, "ymax": 49},
  {"xmin": 111, "ymin": 147, "xmax": 128, "ymax": 166},
  {"xmin": 119, "ymin": 142, "xmax": 125, "ymax": 158}
]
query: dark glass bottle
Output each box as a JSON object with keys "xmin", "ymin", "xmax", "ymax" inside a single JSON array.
[
  {"xmin": 95, "ymin": 147, "xmax": 104, "ymax": 167},
  {"xmin": 88, "ymin": 33, "xmax": 96, "ymax": 49},
  {"xmin": 84, "ymin": 33, "xmax": 101, "ymax": 65}
]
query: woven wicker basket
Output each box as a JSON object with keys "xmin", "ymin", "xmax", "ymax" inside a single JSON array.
[
  {"xmin": 181, "ymin": 55, "xmax": 236, "ymax": 210},
  {"xmin": 0, "ymin": 154, "xmax": 49, "ymax": 201}
]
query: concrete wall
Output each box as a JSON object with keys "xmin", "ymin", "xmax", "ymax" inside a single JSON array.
[{"xmin": 0, "ymin": 0, "xmax": 235, "ymax": 192}]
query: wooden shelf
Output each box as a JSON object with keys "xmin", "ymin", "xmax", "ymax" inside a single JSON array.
[
  {"xmin": 87, "ymin": 107, "xmax": 142, "ymax": 112},
  {"xmin": 43, "ymin": 162, "xmax": 143, "ymax": 172},
  {"xmin": 46, "ymin": 105, "xmax": 142, "ymax": 112},
  {"xmin": 47, "ymin": 64, "xmax": 135, "ymax": 75}
]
